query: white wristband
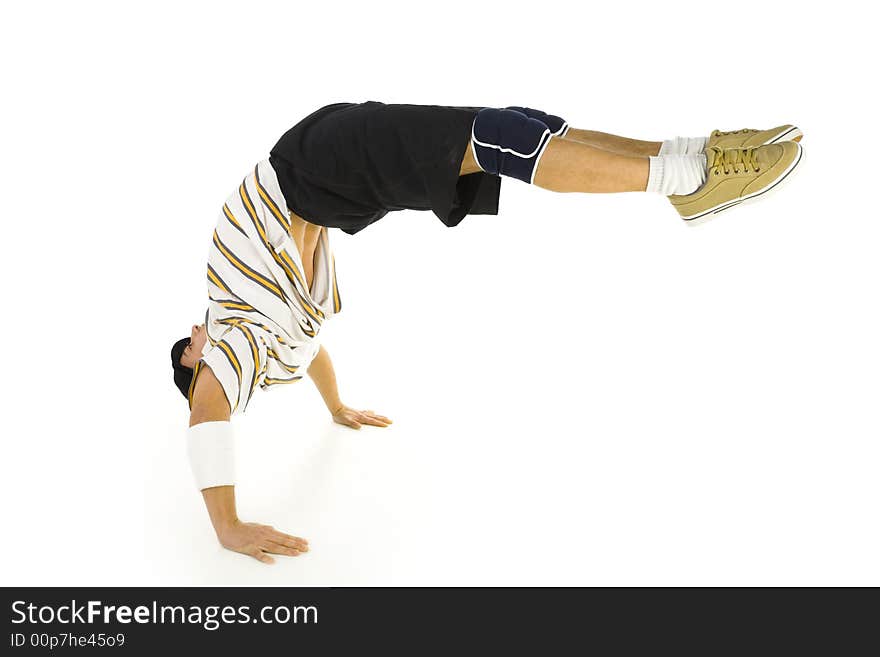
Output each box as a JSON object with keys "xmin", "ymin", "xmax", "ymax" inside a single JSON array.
[{"xmin": 186, "ymin": 421, "xmax": 235, "ymax": 490}]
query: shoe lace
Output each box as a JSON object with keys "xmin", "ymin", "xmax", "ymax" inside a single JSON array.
[
  {"xmin": 713, "ymin": 128, "xmax": 757, "ymax": 137},
  {"xmin": 709, "ymin": 146, "xmax": 761, "ymax": 175}
]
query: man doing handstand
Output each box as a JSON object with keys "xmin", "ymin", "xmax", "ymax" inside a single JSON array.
[{"xmin": 171, "ymin": 102, "xmax": 803, "ymax": 563}]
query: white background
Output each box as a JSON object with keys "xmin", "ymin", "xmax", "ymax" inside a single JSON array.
[{"xmin": 1, "ymin": 0, "xmax": 876, "ymax": 586}]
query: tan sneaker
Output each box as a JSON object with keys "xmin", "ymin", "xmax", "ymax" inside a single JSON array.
[
  {"xmin": 669, "ymin": 142, "xmax": 803, "ymax": 222},
  {"xmin": 708, "ymin": 125, "xmax": 803, "ymax": 149}
]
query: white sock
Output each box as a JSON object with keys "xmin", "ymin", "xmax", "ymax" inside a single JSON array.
[
  {"xmin": 646, "ymin": 154, "xmax": 707, "ymax": 195},
  {"xmin": 659, "ymin": 136, "xmax": 708, "ymax": 156}
]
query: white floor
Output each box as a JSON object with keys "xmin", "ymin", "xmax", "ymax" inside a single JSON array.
[
  {"xmin": 150, "ymin": 291, "xmax": 880, "ymax": 587},
  {"xmin": 5, "ymin": 147, "xmax": 880, "ymax": 586}
]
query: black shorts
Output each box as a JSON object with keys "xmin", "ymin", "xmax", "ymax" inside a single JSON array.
[{"xmin": 268, "ymin": 101, "xmax": 502, "ymax": 235}]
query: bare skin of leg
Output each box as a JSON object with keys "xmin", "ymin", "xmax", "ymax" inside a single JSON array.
[
  {"xmin": 458, "ymin": 136, "xmax": 649, "ymax": 193},
  {"xmin": 532, "ymin": 138, "xmax": 649, "ymax": 192},
  {"xmin": 189, "ymin": 366, "xmax": 308, "ymax": 564},
  {"xmin": 562, "ymin": 128, "xmax": 661, "ymax": 157}
]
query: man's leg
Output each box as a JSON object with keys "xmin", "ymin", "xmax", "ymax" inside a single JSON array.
[
  {"xmin": 459, "ymin": 123, "xmax": 662, "ymax": 176},
  {"xmin": 460, "ymin": 108, "xmax": 649, "ymax": 193},
  {"xmin": 532, "ymin": 138, "xmax": 649, "ymax": 193},
  {"xmin": 459, "ymin": 141, "xmax": 482, "ymax": 176},
  {"xmin": 460, "ymin": 106, "xmax": 803, "ymax": 221},
  {"xmin": 561, "ymin": 128, "xmax": 661, "ymax": 157}
]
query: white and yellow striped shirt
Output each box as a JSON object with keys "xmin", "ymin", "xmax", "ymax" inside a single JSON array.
[{"xmin": 188, "ymin": 160, "xmax": 342, "ymax": 415}]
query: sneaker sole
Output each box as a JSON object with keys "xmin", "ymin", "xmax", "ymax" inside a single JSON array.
[
  {"xmin": 681, "ymin": 142, "xmax": 804, "ymax": 226},
  {"xmin": 766, "ymin": 126, "xmax": 803, "ymax": 144}
]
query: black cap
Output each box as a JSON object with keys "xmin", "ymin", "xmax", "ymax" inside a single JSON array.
[{"xmin": 170, "ymin": 337, "xmax": 194, "ymax": 399}]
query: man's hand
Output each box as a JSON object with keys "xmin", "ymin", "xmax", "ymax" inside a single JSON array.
[
  {"xmin": 216, "ymin": 520, "xmax": 309, "ymax": 564},
  {"xmin": 331, "ymin": 404, "xmax": 392, "ymax": 430}
]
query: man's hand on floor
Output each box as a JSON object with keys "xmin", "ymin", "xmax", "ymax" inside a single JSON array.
[
  {"xmin": 216, "ymin": 520, "xmax": 309, "ymax": 564},
  {"xmin": 331, "ymin": 404, "xmax": 392, "ymax": 430}
]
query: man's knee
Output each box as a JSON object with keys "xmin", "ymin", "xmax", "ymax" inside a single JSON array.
[
  {"xmin": 502, "ymin": 106, "xmax": 568, "ymax": 136},
  {"xmin": 471, "ymin": 107, "xmax": 558, "ymax": 184}
]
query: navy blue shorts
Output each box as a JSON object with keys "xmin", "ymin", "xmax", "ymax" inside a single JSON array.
[{"xmin": 470, "ymin": 106, "xmax": 569, "ymax": 184}]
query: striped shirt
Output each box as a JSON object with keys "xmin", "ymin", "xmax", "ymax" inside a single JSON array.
[{"xmin": 188, "ymin": 160, "xmax": 342, "ymax": 415}]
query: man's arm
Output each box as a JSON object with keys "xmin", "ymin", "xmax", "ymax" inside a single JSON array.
[
  {"xmin": 306, "ymin": 344, "xmax": 343, "ymax": 414},
  {"xmin": 189, "ymin": 365, "xmax": 308, "ymax": 564},
  {"xmin": 307, "ymin": 345, "xmax": 392, "ymax": 429}
]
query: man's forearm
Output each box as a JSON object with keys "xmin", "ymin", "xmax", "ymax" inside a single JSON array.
[
  {"xmin": 202, "ymin": 485, "xmax": 239, "ymax": 534},
  {"xmin": 307, "ymin": 345, "xmax": 342, "ymax": 413}
]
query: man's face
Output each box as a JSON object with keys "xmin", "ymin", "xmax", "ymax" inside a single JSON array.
[{"xmin": 179, "ymin": 323, "xmax": 208, "ymax": 369}]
